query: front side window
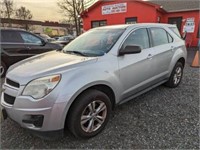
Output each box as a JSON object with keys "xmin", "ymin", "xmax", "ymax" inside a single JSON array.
[
  {"xmin": 150, "ymin": 28, "xmax": 169, "ymax": 47},
  {"xmin": 1, "ymin": 30, "xmax": 23, "ymax": 43},
  {"xmin": 63, "ymin": 28, "xmax": 125, "ymax": 57},
  {"xmin": 122, "ymin": 28, "xmax": 150, "ymax": 50},
  {"xmin": 19, "ymin": 32, "xmax": 42, "ymax": 44}
]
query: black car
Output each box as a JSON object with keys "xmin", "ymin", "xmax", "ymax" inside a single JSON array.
[{"xmin": 0, "ymin": 28, "xmax": 62, "ymax": 77}]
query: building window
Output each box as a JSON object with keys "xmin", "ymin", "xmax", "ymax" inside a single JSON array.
[
  {"xmin": 125, "ymin": 17, "xmax": 137, "ymax": 24},
  {"xmin": 91, "ymin": 20, "xmax": 107, "ymax": 28}
]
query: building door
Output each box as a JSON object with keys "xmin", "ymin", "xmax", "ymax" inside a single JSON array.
[{"xmin": 168, "ymin": 17, "xmax": 182, "ymax": 32}]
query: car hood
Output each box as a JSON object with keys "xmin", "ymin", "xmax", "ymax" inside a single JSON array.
[
  {"xmin": 7, "ymin": 51, "xmax": 97, "ymax": 85},
  {"xmin": 53, "ymin": 40, "xmax": 68, "ymax": 44}
]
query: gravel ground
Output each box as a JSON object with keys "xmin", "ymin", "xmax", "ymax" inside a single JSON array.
[{"xmin": 0, "ymin": 64, "xmax": 199, "ymax": 149}]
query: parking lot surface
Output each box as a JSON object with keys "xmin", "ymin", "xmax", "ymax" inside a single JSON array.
[{"xmin": 0, "ymin": 63, "xmax": 199, "ymax": 149}]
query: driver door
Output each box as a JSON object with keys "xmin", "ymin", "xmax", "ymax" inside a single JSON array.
[{"xmin": 118, "ymin": 28, "xmax": 155, "ymax": 100}]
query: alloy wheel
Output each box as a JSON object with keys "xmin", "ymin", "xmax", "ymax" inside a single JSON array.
[
  {"xmin": 80, "ymin": 100, "xmax": 107, "ymax": 133},
  {"xmin": 173, "ymin": 66, "xmax": 182, "ymax": 85}
]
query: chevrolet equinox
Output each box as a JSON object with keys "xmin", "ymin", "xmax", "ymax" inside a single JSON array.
[{"xmin": 1, "ymin": 24, "xmax": 187, "ymax": 139}]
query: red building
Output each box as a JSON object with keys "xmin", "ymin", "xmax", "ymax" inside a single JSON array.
[{"xmin": 81, "ymin": 0, "xmax": 199, "ymax": 47}]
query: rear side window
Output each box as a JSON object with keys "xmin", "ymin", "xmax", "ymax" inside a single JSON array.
[
  {"xmin": 19, "ymin": 32, "xmax": 42, "ymax": 44},
  {"xmin": 169, "ymin": 27, "xmax": 181, "ymax": 38},
  {"xmin": 150, "ymin": 28, "xmax": 169, "ymax": 47},
  {"xmin": 123, "ymin": 28, "xmax": 150, "ymax": 49},
  {"xmin": 1, "ymin": 30, "xmax": 23, "ymax": 43}
]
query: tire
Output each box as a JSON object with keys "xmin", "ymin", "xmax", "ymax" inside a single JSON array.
[
  {"xmin": 0, "ymin": 61, "xmax": 7, "ymax": 78},
  {"xmin": 67, "ymin": 89, "xmax": 112, "ymax": 139},
  {"xmin": 165, "ymin": 62, "xmax": 183, "ymax": 88}
]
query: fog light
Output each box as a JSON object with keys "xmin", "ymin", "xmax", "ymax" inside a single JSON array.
[{"xmin": 22, "ymin": 115, "xmax": 44, "ymax": 127}]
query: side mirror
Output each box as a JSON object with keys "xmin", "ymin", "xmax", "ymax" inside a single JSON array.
[
  {"xmin": 41, "ymin": 39, "xmax": 47, "ymax": 46},
  {"xmin": 119, "ymin": 45, "xmax": 142, "ymax": 56},
  {"xmin": 182, "ymin": 32, "xmax": 187, "ymax": 40}
]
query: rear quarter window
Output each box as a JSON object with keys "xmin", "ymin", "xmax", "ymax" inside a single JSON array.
[
  {"xmin": 167, "ymin": 33, "xmax": 173, "ymax": 43},
  {"xmin": 169, "ymin": 27, "xmax": 181, "ymax": 38}
]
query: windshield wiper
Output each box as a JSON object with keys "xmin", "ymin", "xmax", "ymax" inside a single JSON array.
[{"xmin": 64, "ymin": 51, "xmax": 88, "ymax": 56}]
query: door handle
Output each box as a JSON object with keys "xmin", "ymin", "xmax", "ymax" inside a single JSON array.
[
  {"xmin": 147, "ymin": 54, "xmax": 153, "ymax": 59},
  {"xmin": 171, "ymin": 46, "xmax": 175, "ymax": 52}
]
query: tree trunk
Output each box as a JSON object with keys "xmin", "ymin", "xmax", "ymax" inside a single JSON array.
[{"xmin": 72, "ymin": 0, "xmax": 79, "ymax": 36}]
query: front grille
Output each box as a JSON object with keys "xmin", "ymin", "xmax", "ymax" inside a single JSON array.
[
  {"xmin": 6, "ymin": 78, "xmax": 20, "ymax": 88},
  {"xmin": 4, "ymin": 93, "xmax": 16, "ymax": 105}
]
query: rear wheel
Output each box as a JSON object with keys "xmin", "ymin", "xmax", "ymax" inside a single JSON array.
[
  {"xmin": 67, "ymin": 89, "xmax": 112, "ymax": 138},
  {"xmin": 165, "ymin": 62, "xmax": 183, "ymax": 88},
  {"xmin": 0, "ymin": 61, "xmax": 7, "ymax": 77}
]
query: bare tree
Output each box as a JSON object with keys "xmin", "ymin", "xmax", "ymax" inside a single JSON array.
[
  {"xmin": 15, "ymin": 6, "xmax": 32, "ymax": 20},
  {"xmin": 58, "ymin": 0, "xmax": 96, "ymax": 36},
  {"xmin": 0, "ymin": 0, "xmax": 14, "ymax": 27},
  {"xmin": 15, "ymin": 6, "xmax": 33, "ymax": 30}
]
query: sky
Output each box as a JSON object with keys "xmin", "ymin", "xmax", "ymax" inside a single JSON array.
[{"xmin": 13, "ymin": 0, "xmax": 64, "ymax": 22}]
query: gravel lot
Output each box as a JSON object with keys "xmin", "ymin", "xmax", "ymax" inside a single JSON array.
[{"xmin": 0, "ymin": 57, "xmax": 199, "ymax": 149}]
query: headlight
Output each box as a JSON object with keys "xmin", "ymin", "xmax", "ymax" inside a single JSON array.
[{"xmin": 22, "ymin": 75, "xmax": 61, "ymax": 99}]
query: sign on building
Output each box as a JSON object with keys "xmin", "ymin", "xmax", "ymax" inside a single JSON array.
[
  {"xmin": 183, "ymin": 18, "xmax": 195, "ymax": 33},
  {"xmin": 102, "ymin": 3, "xmax": 127, "ymax": 15}
]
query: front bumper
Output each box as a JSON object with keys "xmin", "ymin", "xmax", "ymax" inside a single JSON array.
[{"xmin": 1, "ymin": 82, "xmax": 68, "ymax": 133}]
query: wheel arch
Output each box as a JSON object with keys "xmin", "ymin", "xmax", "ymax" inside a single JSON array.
[
  {"xmin": 63, "ymin": 83, "xmax": 116, "ymax": 129},
  {"xmin": 177, "ymin": 57, "xmax": 185, "ymax": 67},
  {"xmin": 169, "ymin": 47, "xmax": 186, "ymax": 76}
]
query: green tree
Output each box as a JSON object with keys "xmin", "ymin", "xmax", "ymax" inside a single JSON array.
[{"xmin": 44, "ymin": 27, "xmax": 53, "ymax": 36}]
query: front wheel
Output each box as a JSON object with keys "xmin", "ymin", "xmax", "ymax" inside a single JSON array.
[
  {"xmin": 165, "ymin": 62, "xmax": 183, "ymax": 88},
  {"xmin": 67, "ymin": 89, "xmax": 112, "ymax": 138},
  {"xmin": 0, "ymin": 61, "xmax": 7, "ymax": 78}
]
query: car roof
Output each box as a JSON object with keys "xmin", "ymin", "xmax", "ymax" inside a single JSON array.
[
  {"xmin": 0, "ymin": 28, "xmax": 26, "ymax": 31},
  {"xmin": 94, "ymin": 23, "xmax": 176, "ymax": 30}
]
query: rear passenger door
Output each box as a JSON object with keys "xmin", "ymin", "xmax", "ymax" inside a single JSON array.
[{"xmin": 149, "ymin": 27, "xmax": 174, "ymax": 78}]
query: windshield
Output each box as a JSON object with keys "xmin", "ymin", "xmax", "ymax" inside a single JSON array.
[{"xmin": 63, "ymin": 28, "xmax": 125, "ymax": 57}]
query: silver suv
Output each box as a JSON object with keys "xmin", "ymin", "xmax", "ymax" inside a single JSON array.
[{"xmin": 1, "ymin": 23, "xmax": 187, "ymax": 139}]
